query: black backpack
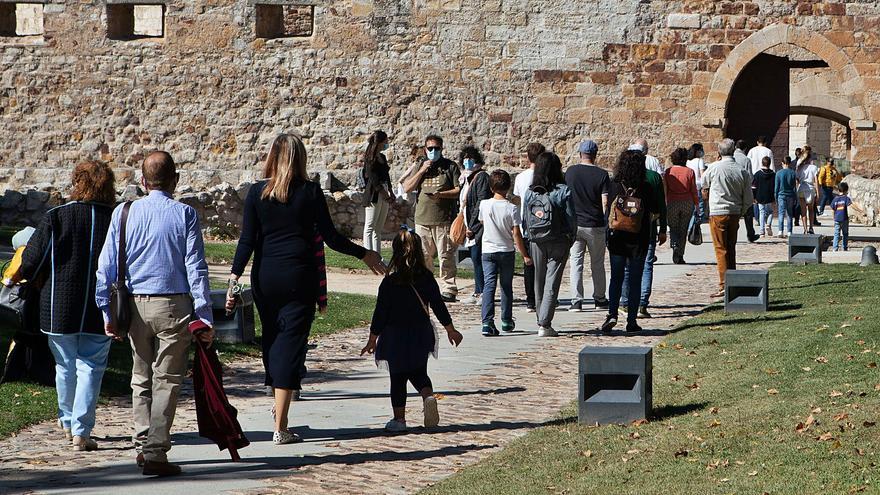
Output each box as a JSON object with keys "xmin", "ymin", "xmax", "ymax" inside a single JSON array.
[{"xmin": 526, "ymin": 186, "xmax": 568, "ymax": 243}]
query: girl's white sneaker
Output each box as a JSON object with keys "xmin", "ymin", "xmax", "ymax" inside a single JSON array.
[
  {"xmin": 423, "ymin": 396, "xmax": 440, "ymax": 428},
  {"xmin": 384, "ymin": 419, "xmax": 408, "ymax": 432}
]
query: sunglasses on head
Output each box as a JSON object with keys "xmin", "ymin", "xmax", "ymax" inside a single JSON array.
[{"xmin": 426, "ymin": 146, "xmax": 441, "ymax": 151}]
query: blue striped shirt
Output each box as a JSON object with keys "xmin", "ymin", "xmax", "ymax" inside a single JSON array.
[{"xmin": 95, "ymin": 190, "xmax": 213, "ymax": 326}]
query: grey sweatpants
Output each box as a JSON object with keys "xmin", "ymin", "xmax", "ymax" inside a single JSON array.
[
  {"xmin": 531, "ymin": 240, "xmax": 570, "ymax": 328},
  {"xmin": 569, "ymin": 226, "xmax": 607, "ymax": 303}
]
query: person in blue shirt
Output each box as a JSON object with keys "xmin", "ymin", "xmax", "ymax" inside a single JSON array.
[
  {"xmin": 830, "ymin": 182, "xmax": 863, "ymax": 251},
  {"xmin": 96, "ymin": 151, "xmax": 215, "ymax": 477},
  {"xmin": 774, "ymin": 156, "xmax": 798, "ymax": 238}
]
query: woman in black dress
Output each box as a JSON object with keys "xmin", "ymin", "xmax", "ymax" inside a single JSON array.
[{"xmin": 229, "ymin": 134, "xmax": 385, "ymax": 445}]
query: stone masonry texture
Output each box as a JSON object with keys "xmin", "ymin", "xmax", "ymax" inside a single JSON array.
[{"xmin": 1, "ymin": 1, "xmax": 880, "ymax": 206}]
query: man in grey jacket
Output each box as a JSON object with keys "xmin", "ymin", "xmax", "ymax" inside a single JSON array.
[{"xmin": 702, "ymin": 139, "xmax": 754, "ymax": 298}]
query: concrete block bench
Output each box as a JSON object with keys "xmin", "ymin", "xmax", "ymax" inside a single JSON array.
[
  {"xmin": 578, "ymin": 346, "xmax": 652, "ymax": 425},
  {"xmin": 210, "ymin": 288, "xmax": 256, "ymax": 344},
  {"xmin": 724, "ymin": 269, "xmax": 769, "ymax": 313},
  {"xmin": 788, "ymin": 234, "xmax": 823, "ymax": 264}
]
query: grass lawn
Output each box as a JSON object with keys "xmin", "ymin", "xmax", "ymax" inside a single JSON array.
[
  {"xmin": 205, "ymin": 241, "xmax": 528, "ymax": 280},
  {"xmin": 425, "ymin": 264, "xmax": 880, "ymax": 495},
  {"xmin": 0, "ymin": 291, "xmax": 375, "ymax": 439}
]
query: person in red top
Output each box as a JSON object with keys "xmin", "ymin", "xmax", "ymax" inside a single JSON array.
[{"xmin": 663, "ymin": 148, "xmax": 699, "ymax": 264}]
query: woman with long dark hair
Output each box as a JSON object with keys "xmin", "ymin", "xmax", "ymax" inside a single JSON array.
[
  {"xmin": 458, "ymin": 145, "xmax": 492, "ymax": 306},
  {"xmin": 601, "ymin": 150, "xmax": 657, "ymax": 334},
  {"xmin": 362, "ymin": 130, "xmax": 393, "ymax": 254},
  {"xmin": 15, "ymin": 161, "xmax": 116, "ymax": 451},
  {"xmin": 229, "ymin": 133, "xmax": 385, "ymax": 445},
  {"xmin": 361, "ymin": 228, "xmax": 462, "ymax": 431},
  {"xmin": 523, "ymin": 152, "xmax": 576, "ymax": 337}
]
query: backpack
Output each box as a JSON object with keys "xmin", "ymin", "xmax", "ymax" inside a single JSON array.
[
  {"xmin": 609, "ymin": 185, "xmax": 644, "ymax": 234},
  {"xmin": 526, "ymin": 186, "xmax": 567, "ymax": 243}
]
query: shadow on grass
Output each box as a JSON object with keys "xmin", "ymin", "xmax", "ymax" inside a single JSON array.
[
  {"xmin": 672, "ymin": 313, "xmax": 797, "ymax": 332},
  {"xmin": 780, "ymin": 279, "xmax": 860, "ymax": 290},
  {"xmin": 298, "ymin": 386, "xmax": 527, "ymax": 402},
  {"xmin": 650, "ymin": 402, "xmax": 710, "ymax": 421}
]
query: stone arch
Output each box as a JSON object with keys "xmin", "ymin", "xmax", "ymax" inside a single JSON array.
[{"xmin": 705, "ymin": 24, "xmax": 870, "ymax": 128}]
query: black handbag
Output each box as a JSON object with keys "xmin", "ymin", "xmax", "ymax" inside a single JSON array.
[
  {"xmin": 109, "ymin": 202, "xmax": 133, "ymax": 337},
  {"xmin": 688, "ymin": 212, "xmax": 703, "ymax": 246},
  {"xmin": 0, "ymin": 279, "xmax": 32, "ymax": 330}
]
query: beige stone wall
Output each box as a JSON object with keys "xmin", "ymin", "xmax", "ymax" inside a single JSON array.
[{"xmin": 1, "ymin": 0, "xmax": 880, "ymax": 194}]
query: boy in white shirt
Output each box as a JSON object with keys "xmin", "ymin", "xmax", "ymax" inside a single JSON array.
[{"xmin": 479, "ymin": 170, "xmax": 532, "ymax": 336}]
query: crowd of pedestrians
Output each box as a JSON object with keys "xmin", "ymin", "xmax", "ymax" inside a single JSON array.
[{"xmin": 2, "ymin": 128, "xmax": 860, "ymax": 476}]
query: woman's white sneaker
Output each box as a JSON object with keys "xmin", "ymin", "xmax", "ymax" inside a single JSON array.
[
  {"xmin": 423, "ymin": 396, "xmax": 440, "ymax": 428},
  {"xmin": 273, "ymin": 430, "xmax": 302, "ymax": 445},
  {"xmin": 384, "ymin": 419, "xmax": 408, "ymax": 432},
  {"xmin": 537, "ymin": 326, "xmax": 559, "ymax": 337}
]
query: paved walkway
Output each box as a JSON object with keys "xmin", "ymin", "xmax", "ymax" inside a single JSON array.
[{"xmin": 1, "ymin": 224, "xmax": 793, "ymax": 494}]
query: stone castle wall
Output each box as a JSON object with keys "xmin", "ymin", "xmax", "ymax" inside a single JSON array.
[{"xmin": 2, "ymin": 1, "xmax": 880, "ymax": 207}]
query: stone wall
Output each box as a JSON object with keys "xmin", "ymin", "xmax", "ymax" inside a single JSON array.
[
  {"xmin": 0, "ymin": 177, "xmax": 414, "ymax": 241},
  {"xmin": 2, "ymin": 1, "xmax": 880, "ymax": 194},
  {"xmin": 842, "ymin": 174, "xmax": 880, "ymax": 226}
]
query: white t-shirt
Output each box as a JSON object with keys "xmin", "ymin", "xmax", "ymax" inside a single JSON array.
[
  {"xmin": 747, "ymin": 146, "xmax": 774, "ymax": 174},
  {"xmin": 645, "ymin": 154, "xmax": 664, "ymax": 175},
  {"xmin": 797, "ymin": 164, "xmax": 819, "ymax": 192},
  {"xmin": 686, "ymin": 157, "xmax": 705, "ymax": 188},
  {"xmin": 512, "ymin": 168, "xmax": 534, "ymax": 220},
  {"xmin": 479, "ymin": 198, "xmax": 521, "ymax": 254}
]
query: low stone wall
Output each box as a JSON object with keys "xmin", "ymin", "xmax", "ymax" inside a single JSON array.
[
  {"xmin": 842, "ymin": 175, "xmax": 880, "ymax": 226},
  {"xmin": 1, "ymin": 178, "xmax": 414, "ymax": 241}
]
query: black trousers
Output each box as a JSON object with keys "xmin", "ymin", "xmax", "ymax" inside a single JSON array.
[
  {"xmin": 743, "ymin": 207, "xmax": 756, "ymax": 238},
  {"xmin": 523, "ymin": 237, "xmax": 536, "ymax": 308},
  {"xmin": 390, "ymin": 364, "xmax": 432, "ymax": 408}
]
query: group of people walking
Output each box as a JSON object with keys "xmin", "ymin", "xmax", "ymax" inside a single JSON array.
[{"xmin": 3, "ymin": 128, "xmax": 861, "ymax": 476}]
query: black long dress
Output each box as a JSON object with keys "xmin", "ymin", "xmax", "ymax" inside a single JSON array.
[{"xmin": 232, "ymin": 180, "xmax": 366, "ymax": 389}]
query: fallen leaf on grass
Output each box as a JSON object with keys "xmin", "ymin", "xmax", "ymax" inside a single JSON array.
[
  {"xmin": 816, "ymin": 356, "xmax": 829, "ymax": 363},
  {"xmin": 709, "ymin": 407, "xmax": 719, "ymax": 414},
  {"xmin": 686, "ymin": 383, "xmax": 700, "ymax": 391},
  {"xmin": 867, "ymin": 362, "xmax": 878, "ymax": 369},
  {"xmin": 796, "ymin": 414, "xmax": 816, "ymax": 433},
  {"xmin": 748, "ymin": 470, "xmax": 758, "ymax": 476},
  {"xmin": 841, "ymin": 324, "xmax": 852, "ymax": 329},
  {"xmin": 708, "ymin": 419, "xmax": 721, "ymax": 428},
  {"xmin": 708, "ymin": 325, "xmax": 722, "ymax": 331},
  {"xmin": 834, "ymin": 333, "xmax": 845, "ymax": 338},
  {"xmin": 767, "ymin": 388, "xmax": 779, "ymax": 395},
  {"xmin": 630, "ymin": 432, "xmax": 641, "ymax": 439},
  {"xmin": 671, "ymin": 375, "xmax": 682, "ymax": 382},
  {"xmin": 632, "ymin": 419, "xmax": 649, "ymax": 427},
  {"xmin": 855, "ymin": 448, "xmax": 865, "ymax": 456},
  {"xmin": 833, "ymin": 413, "xmax": 850, "ymax": 421},
  {"xmin": 802, "ymin": 367, "xmax": 812, "ymax": 371},
  {"xmin": 764, "ymin": 368, "xmax": 780, "ymax": 375},
  {"xmin": 864, "ymin": 421, "xmax": 877, "ymax": 428},
  {"xmin": 674, "ymin": 449, "xmax": 689, "ymax": 458},
  {"xmin": 830, "ymin": 390, "xmax": 844, "ymax": 398},
  {"xmin": 581, "ymin": 450, "xmax": 592, "ymax": 458},
  {"xmin": 817, "ymin": 432, "xmax": 835, "ymax": 441},
  {"xmin": 626, "ymin": 449, "xmax": 640, "ymax": 455},
  {"xmin": 812, "ymin": 407, "xmax": 822, "ymax": 413},
  {"xmin": 875, "ymin": 384, "xmax": 880, "ymax": 391}
]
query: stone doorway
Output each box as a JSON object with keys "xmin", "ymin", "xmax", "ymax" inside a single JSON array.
[{"xmin": 725, "ymin": 53, "xmax": 790, "ymax": 166}]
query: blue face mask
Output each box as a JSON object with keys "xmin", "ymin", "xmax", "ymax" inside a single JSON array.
[
  {"xmin": 427, "ymin": 149, "xmax": 441, "ymax": 162},
  {"xmin": 382, "ymin": 143, "xmax": 389, "ymax": 151},
  {"xmin": 463, "ymin": 158, "xmax": 476, "ymax": 170}
]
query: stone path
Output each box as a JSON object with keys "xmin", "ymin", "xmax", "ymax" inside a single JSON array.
[{"xmin": 0, "ymin": 224, "xmax": 790, "ymax": 495}]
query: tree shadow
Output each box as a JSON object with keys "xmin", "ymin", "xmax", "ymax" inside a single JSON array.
[
  {"xmin": 297, "ymin": 385, "xmax": 526, "ymax": 402},
  {"xmin": 651, "ymin": 402, "xmax": 709, "ymax": 420}
]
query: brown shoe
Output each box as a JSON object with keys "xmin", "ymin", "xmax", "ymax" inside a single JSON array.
[
  {"xmin": 142, "ymin": 460, "xmax": 182, "ymax": 477},
  {"xmin": 136, "ymin": 453, "xmax": 145, "ymax": 467}
]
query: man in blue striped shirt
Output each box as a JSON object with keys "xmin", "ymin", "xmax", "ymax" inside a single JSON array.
[{"xmin": 96, "ymin": 151, "xmax": 213, "ymax": 477}]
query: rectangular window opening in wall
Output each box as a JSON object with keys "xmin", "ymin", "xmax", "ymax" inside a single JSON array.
[
  {"xmin": 0, "ymin": 3, "xmax": 45, "ymax": 37},
  {"xmin": 255, "ymin": 4, "xmax": 314, "ymax": 39},
  {"xmin": 107, "ymin": 3, "xmax": 165, "ymax": 40}
]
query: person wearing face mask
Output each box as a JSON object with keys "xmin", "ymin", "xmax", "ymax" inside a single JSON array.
[
  {"xmin": 362, "ymin": 131, "xmax": 394, "ymax": 255},
  {"xmin": 458, "ymin": 146, "xmax": 492, "ymax": 306},
  {"xmin": 403, "ymin": 135, "xmax": 462, "ymax": 302}
]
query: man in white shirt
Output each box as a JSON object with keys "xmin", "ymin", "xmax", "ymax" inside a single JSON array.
[
  {"xmin": 630, "ymin": 138, "xmax": 663, "ymax": 175},
  {"xmin": 734, "ymin": 140, "xmax": 760, "ymax": 243},
  {"xmin": 747, "ymin": 136, "xmax": 774, "ymax": 173},
  {"xmin": 511, "ymin": 142, "xmax": 545, "ymax": 312}
]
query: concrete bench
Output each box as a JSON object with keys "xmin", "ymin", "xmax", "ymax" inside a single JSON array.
[
  {"xmin": 724, "ymin": 269, "xmax": 769, "ymax": 313},
  {"xmin": 210, "ymin": 288, "xmax": 256, "ymax": 344},
  {"xmin": 578, "ymin": 346, "xmax": 652, "ymax": 425},
  {"xmin": 788, "ymin": 234, "xmax": 823, "ymax": 264}
]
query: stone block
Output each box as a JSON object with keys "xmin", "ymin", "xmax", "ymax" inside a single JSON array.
[
  {"xmin": 578, "ymin": 346, "xmax": 652, "ymax": 425},
  {"xmin": 667, "ymin": 13, "xmax": 701, "ymax": 29},
  {"xmin": 724, "ymin": 269, "xmax": 769, "ymax": 313},
  {"xmin": 788, "ymin": 234, "xmax": 823, "ymax": 264},
  {"xmin": 210, "ymin": 288, "xmax": 255, "ymax": 344}
]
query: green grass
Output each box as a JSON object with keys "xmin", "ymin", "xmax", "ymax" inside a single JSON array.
[
  {"xmin": 0, "ymin": 290, "xmax": 375, "ymax": 439},
  {"xmin": 426, "ymin": 264, "xmax": 880, "ymax": 495},
  {"xmin": 204, "ymin": 241, "xmax": 530, "ymax": 280}
]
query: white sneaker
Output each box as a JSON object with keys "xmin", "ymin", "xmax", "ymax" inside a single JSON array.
[
  {"xmin": 273, "ymin": 430, "xmax": 302, "ymax": 445},
  {"xmin": 72, "ymin": 435, "xmax": 97, "ymax": 451},
  {"xmin": 423, "ymin": 396, "xmax": 440, "ymax": 428},
  {"xmin": 460, "ymin": 294, "xmax": 481, "ymax": 305},
  {"xmin": 384, "ymin": 419, "xmax": 408, "ymax": 432},
  {"xmin": 537, "ymin": 326, "xmax": 559, "ymax": 337}
]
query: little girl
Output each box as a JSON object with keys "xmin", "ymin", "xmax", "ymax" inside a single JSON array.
[{"xmin": 361, "ymin": 228, "xmax": 463, "ymax": 432}]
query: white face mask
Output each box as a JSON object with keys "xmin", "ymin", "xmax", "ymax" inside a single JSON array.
[{"xmin": 427, "ymin": 148, "xmax": 442, "ymax": 162}]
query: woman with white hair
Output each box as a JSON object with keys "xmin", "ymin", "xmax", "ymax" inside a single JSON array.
[{"xmin": 228, "ymin": 134, "xmax": 385, "ymax": 444}]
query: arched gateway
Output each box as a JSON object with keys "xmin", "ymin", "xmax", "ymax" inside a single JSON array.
[{"xmin": 704, "ymin": 24, "xmax": 874, "ymax": 169}]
